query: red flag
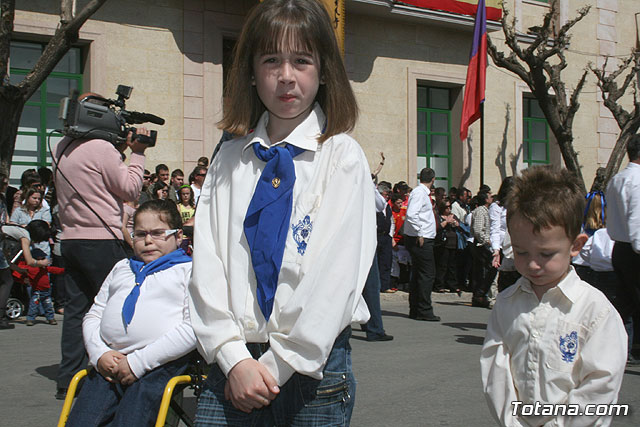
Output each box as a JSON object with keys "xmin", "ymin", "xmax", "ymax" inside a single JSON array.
[{"xmin": 459, "ymin": 0, "xmax": 487, "ymax": 141}]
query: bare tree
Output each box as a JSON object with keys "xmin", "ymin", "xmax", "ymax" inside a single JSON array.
[
  {"xmin": 487, "ymin": 0, "xmax": 590, "ymax": 193},
  {"xmin": 590, "ymin": 51, "xmax": 640, "ymax": 191},
  {"xmin": 0, "ymin": 0, "xmax": 107, "ymax": 176}
]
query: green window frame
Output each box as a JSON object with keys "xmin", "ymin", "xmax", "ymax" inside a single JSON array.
[
  {"xmin": 9, "ymin": 41, "xmax": 83, "ymax": 185},
  {"xmin": 417, "ymin": 86, "xmax": 451, "ymax": 189},
  {"xmin": 522, "ymin": 96, "xmax": 549, "ymax": 167}
]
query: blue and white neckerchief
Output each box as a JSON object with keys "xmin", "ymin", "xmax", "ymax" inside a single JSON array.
[
  {"xmin": 122, "ymin": 249, "xmax": 191, "ymax": 328},
  {"xmin": 243, "ymin": 142, "xmax": 305, "ymax": 321}
]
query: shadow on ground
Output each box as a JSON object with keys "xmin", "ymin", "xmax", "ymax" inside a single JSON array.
[{"xmin": 35, "ymin": 364, "xmax": 59, "ymax": 381}]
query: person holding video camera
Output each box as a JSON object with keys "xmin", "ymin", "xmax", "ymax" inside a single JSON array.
[{"xmin": 53, "ymin": 110, "xmax": 151, "ymax": 400}]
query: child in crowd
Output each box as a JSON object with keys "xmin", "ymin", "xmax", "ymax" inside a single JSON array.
[
  {"xmin": 177, "ymin": 184, "xmax": 196, "ymax": 224},
  {"xmin": 66, "ymin": 200, "xmax": 196, "ymax": 426},
  {"xmin": 13, "ymin": 247, "xmax": 64, "ymax": 326},
  {"xmin": 481, "ymin": 166, "xmax": 627, "ymax": 426},
  {"xmin": 188, "ymin": 0, "xmax": 376, "ymax": 425}
]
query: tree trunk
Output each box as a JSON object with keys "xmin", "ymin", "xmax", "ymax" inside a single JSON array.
[{"xmin": 0, "ymin": 87, "xmax": 25, "ymax": 176}]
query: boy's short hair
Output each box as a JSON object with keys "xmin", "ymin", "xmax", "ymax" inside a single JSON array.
[
  {"xmin": 171, "ymin": 169, "xmax": 184, "ymax": 178},
  {"xmin": 25, "ymin": 220, "xmax": 50, "ymax": 243},
  {"xmin": 155, "ymin": 164, "xmax": 169, "ymax": 174},
  {"xmin": 419, "ymin": 168, "xmax": 435, "ymax": 183},
  {"xmin": 506, "ymin": 166, "xmax": 585, "ymax": 240}
]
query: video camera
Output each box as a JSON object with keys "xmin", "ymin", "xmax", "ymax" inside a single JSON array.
[{"xmin": 58, "ymin": 85, "xmax": 164, "ymax": 147}]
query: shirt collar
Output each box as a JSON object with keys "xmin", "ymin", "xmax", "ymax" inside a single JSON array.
[
  {"xmin": 242, "ymin": 103, "xmax": 324, "ymax": 154},
  {"xmin": 504, "ymin": 266, "xmax": 580, "ymax": 304}
]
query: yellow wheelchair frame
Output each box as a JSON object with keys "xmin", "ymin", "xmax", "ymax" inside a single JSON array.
[{"xmin": 57, "ymin": 369, "xmax": 206, "ymax": 427}]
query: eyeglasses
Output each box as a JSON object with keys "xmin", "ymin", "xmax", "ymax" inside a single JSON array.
[
  {"xmin": 131, "ymin": 229, "xmax": 179, "ymax": 241},
  {"xmin": 196, "ymin": 173, "xmax": 206, "ymax": 177},
  {"xmin": 143, "ymin": 176, "xmax": 151, "ymax": 180}
]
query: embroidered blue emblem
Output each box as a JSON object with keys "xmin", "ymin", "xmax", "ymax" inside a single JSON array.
[
  {"xmin": 291, "ymin": 215, "xmax": 313, "ymax": 255},
  {"xmin": 559, "ymin": 331, "xmax": 578, "ymax": 362}
]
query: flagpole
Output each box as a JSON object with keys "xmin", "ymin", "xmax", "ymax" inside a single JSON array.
[{"xmin": 480, "ymin": 102, "xmax": 484, "ymax": 185}]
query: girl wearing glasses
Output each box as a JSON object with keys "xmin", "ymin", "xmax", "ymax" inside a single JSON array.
[{"xmin": 66, "ymin": 200, "xmax": 196, "ymax": 426}]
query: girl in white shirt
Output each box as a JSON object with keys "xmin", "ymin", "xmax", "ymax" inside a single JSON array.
[
  {"xmin": 188, "ymin": 1, "xmax": 376, "ymax": 425},
  {"xmin": 66, "ymin": 200, "xmax": 196, "ymax": 427}
]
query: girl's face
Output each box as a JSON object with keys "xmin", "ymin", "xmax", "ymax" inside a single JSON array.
[
  {"xmin": 132, "ymin": 211, "xmax": 182, "ymax": 264},
  {"xmin": 27, "ymin": 192, "xmax": 41, "ymax": 209},
  {"xmin": 180, "ymin": 188, "xmax": 191, "ymax": 204},
  {"xmin": 253, "ymin": 48, "xmax": 321, "ymax": 139}
]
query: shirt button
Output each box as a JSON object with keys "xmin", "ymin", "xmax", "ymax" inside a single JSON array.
[{"xmin": 247, "ymin": 321, "xmax": 256, "ymax": 329}]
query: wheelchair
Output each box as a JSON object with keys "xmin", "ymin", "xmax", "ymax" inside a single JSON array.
[{"xmin": 57, "ymin": 356, "xmax": 207, "ymax": 427}]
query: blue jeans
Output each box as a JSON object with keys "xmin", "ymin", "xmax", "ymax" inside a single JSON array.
[
  {"xmin": 66, "ymin": 353, "xmax": 191, "ymax": 427},
  {"xmin": 27, "ymin": 289, "xmax": 54, "ymax": 321},
  {"xmin": 195, "ymin": 327, "xmax": 355, "ymax": 426}
]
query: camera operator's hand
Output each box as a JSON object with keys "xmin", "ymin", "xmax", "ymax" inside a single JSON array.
[{"xmin": 127, "ymin": 127, "xmax": 151, "ymax": 154}]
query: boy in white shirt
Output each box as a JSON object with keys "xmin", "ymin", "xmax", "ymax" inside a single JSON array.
[{"xmin": 481, "ymin": 166, "xmax": 627, "ymax": 427}]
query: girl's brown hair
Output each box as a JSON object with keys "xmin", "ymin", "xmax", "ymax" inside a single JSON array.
[
  {"xmin": 584, "ymin": 192, "xmax": 606, "ymax": 230},
  {"xmin": 219, "ymin": 0, "xmax": 357, "ymax": 142}
]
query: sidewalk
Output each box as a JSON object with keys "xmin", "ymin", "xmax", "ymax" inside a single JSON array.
[{"xmin": 1, "ymin": 292, "xmax": 639, "ymax": 426}]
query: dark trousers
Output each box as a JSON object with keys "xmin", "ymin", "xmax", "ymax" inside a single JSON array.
[
  {"xmin": 0, "ymin": 268, "xmax": 12, "ymax": 320},
  {"xmin": 497, "ymin": 270, "xmax": 521, "ymax": 293},
  {"xmin": 471, "ymin": 244, "xmax": 497, "ymax": 300},
  {"xmin": 67, "ymin": 353, "xmax": 191, "ymax": 427},
  {"xmin": 51, "ymin": 254, "xmax": 67, "ymax": 310},
  {"xmin": 612, "ymin": 241, "xmax": 640, "ymax": 357},
  {"xmin": 57, "ymin": 239, "xmax": 127, "ymax": 389},
  {"xmin": 456, "ymin": 246, "xmax": 472, "ymax": 290},
  {"xmin": 434, "ymin": 245, "xmax": 458, "ymax": 292},
  {"xmin": 362, "ymin": 254, "xmax": 386, "ymax": 339},
  {"xmin": 406, "ymin": 236, "xmax": 435, "ymax": 318},
  {"xmin": 377, "ymin": 234, "xmax": 393, "ymax": 292}
]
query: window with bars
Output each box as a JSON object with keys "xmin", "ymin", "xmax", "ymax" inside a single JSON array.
[
  {"xmin": 522, "ymin": 96, "xmax": 549, "ymax": 167},
  {"xmin": 9, "ymin": 41, "xmax": 83, "ymax": 185},
  {"xmin": 417, "ymin": 86, "xmax": 451, "ymax": 189}
]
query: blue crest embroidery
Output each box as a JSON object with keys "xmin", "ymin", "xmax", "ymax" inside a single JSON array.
[
  {"xmin": 559, "ymin": 331, "xmax": 578, "ymax": 362},
  {"xmin": 291, "ymin": 215, "xmax": 313, "ymax": 255}
]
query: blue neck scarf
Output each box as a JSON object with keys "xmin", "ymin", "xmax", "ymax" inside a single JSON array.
[
  {"xmin": 244, "ymin": 142, "xmax": 305, "ymax": 321},
  {"xmin": 122, "ymin": 248, "xmax": 191, "ymax": 328}
]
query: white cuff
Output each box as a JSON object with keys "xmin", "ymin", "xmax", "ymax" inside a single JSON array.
[
  {"xmin": 259, "ymin": 349, "xmax": 297, "ymax": 386},
  {"xmin": 216, "ymin": 340, "xmax": 253, "ymax": 377}
]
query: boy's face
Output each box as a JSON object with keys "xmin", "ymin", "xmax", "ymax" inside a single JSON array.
[
  {"xmin": 509, "ymin": 213, "xmax": 586, "ymax": 298},
  {"xmin": 132, "ymin": 211, "xmax": 182, "ymax": 264}
]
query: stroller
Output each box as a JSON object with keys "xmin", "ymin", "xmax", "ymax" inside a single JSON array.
[{"xmin": 2, "ymin": 224, "xmax": 32, "ymax": 319}]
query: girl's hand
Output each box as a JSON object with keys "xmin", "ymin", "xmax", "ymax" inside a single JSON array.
[
  {"xmin": 226, "ymin": 359, "xmax": 280, "ymax": 413},
  {"xmin": 97, "ymin": 350, "xmax": 124, "ymax": 382},
  {"xmin": 113, "ymin": 356, "xmax": 138, "ymax": 386}
]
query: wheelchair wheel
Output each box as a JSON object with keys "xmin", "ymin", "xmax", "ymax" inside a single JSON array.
[{"xmin": 6, "ymin": 297, "xmax": 24, "ymax": 319}]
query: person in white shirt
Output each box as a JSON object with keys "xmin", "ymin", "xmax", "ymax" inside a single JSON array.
[
  {"xmin": 190, "ymin": 165, "xmax": 206, "ymax": 205},
  {"xmin": 188, "ymin": 1, "xmax": 376, "ymax": 424},
  {"xmin": 404, "ymin": 167, "xmax": 440, "ymax": 321},
  {"xmin": 481, "ymin": 166, "xmax": 627, "ymax": 427},
  {"xmin": 606, "ymin": 134, "xmax": 640, "ymax": 366},
  {"xmin": 66, "ymin": 200, "xmax": 196, "ymax": 426}
]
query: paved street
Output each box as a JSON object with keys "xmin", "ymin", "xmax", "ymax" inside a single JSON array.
[{"xmin": 1, "ymin": 291, "xmax": 639, "ymax": 426}]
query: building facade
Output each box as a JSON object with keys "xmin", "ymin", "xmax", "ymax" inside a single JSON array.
[{"xmin": 9, "ymin": 0, "xmax": 639, "ymax": 192}]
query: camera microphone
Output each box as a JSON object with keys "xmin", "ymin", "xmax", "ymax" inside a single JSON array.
[{"xmin": 126, "ymin": 111, "xmax": 165, "ymax": 125}]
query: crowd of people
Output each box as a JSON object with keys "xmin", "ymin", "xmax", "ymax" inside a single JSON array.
[{"xmin": 1, "ymin": 0, "xmax": 638, "ymax": 425}]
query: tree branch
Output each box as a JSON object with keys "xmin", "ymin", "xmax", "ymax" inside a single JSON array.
[
  {"xmin": 0, "ymin": 0, "xmax": 15, "ymax": 87},
  {"xmin": 60, "ymin": 0, "xmax": 73, "ymax": 23},
  {"xmin": 17, "ymin": 0, "xmax": 106, "ymax": 100}
]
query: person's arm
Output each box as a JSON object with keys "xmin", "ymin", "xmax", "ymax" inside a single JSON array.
[
  {"xmin": 19, "ymin": 238, "xmax": 49, "ymax": 267},
  {"xmin": 124, "ymin": 267, "xmax": 197, "ymax": 379},
  {"xmin": 370, "ymin": 152, "xmax": 385, "ymax": 178},
  {"xmin": 83, "ymin": 263, "xmax": 122, "ymax": 369},
  {"xmin": 555, "ymin": 306, "xmax": 627, "ymax": 427},
  {"xmin": 100, "ymin": 132, "xmax": 147, "ymax": 202},
  {"xmin": 489, "ymin": 203, "xmax": 503, "ymax": 252},
  {"xmin": 45, "ymin": 266, "xmax": 65, "ymax": 275},
  {"xmin": 480, "ymin": 302, "xmax": 526, "ymax": 427}
]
